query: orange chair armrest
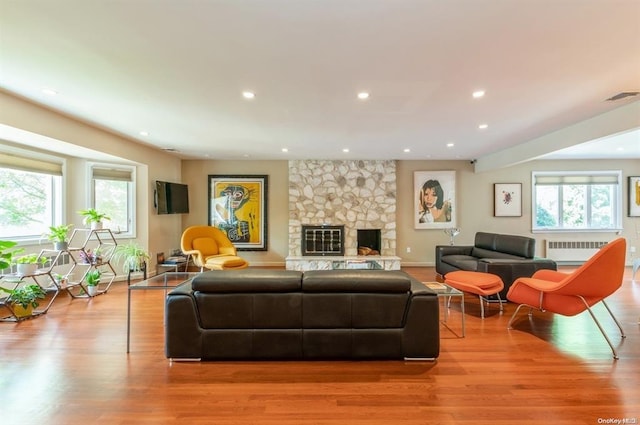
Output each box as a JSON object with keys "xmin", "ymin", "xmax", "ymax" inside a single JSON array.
[{"xmin": 182, "ymin": 248, "xmax": 200, "ymax": 257}]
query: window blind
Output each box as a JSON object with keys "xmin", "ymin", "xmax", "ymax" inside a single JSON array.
[{"xmin": 0, "ymin": 152, "xmax": 63, "ymax": 176}]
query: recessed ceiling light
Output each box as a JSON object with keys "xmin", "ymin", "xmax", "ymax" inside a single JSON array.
[
  {"xmin": 139, "ymin": 131, "xmax": 149, "ymax": 136},
  {"xmin": 41, "ymin": 88, "xmax": 58, "ymax": 96},
  {"xmin": 282, "ymin": 148, "xmax": 289, "ymax": 153},
  {"xmin": 343, "ymin": 148, "xmax": 350, "ymax": 153},
  {"xmin": 446, "ymin": 143, "xmax": 455, "ymax": 148},
  {"xmin": 242, "ymin": 91, "xmax": 255, "ymax": 99},
  {"xmin": 478, "ymin": 123, "xmax": 488, "ymax": 129},
  {"xmin": 472, "ymin": 90, "xmax": 485, "ymax": 98},
  {"xmin": 357, "ymin": 92, "xmax": 370, "ymax": 100},
  {"xmin": 403, "ymin": 148, "xmax": 411, "ymax": 153}
]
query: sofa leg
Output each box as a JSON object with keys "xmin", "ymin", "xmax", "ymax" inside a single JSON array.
[
  {"xmin": 169, "ymin": 358, "xmax": 202, "ymax": 363},
  {"xmin": 404, "ymin": 357, "xmax": 437, "ymax": 362}
]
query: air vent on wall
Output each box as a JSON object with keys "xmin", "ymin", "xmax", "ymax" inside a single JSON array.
[{"xmin": 605, "ymin": 92, "xmax": 639, "ymax": 102}]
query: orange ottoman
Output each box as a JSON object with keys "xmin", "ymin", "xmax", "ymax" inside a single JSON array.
[
  {"xmin": 204, "ymin": 255, "xmax": 249, "ymax": 270},
  {"xmin": 444, "ymin": 271, "xmax": 504, "ymax": 318}
]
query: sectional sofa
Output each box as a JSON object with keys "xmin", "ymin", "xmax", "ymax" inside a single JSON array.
[
  {"xmin": 165, "ymin": 269, "xmax": 440, "ymax": 361},
  {"xmin": 435, "ymin": 231, "xmax": 557, "ymax": 299}
]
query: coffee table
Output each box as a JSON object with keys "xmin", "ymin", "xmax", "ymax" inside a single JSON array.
[
  {"xmin": 127, "ymin": 272, "xmax": 198, "ymax": 353},
  {"xmin": 423, "ymin": 281, "xmax": 465, "ymax": 337}
]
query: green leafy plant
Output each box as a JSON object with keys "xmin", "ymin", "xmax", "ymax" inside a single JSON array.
[
  {"xmin": 108, "ymin": 242, "xmax": 150, "ymax": 273},
  {"xmin": 13, "ymin": 253, "xmax": 47, "ymax": 265},
  {"xmin": 78, "ymin": 208, "xmax": 111, "ymax": 225},
  {"xmin": 43, "ymin": 224, "xmax": 73, "ymax": 243},
  {"xmin": 85, "ymin": 269, "xmax": 102, "ymax": 286},
  {"xmin": 0, "ymin": 240, "xmax": 24, "ymax": 270},
  {"xmin": 0, "ymin": 284, "xmax": 46, "ymax": 309}
]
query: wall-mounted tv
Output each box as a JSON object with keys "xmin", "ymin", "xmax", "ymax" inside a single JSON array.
[{"xmin": 155, "ymin": 180, "xmax": 189, "ymax": 214}]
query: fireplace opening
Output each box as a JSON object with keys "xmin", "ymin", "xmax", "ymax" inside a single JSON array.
[
  {"xmin": 301, "ymin": 225, "xmax": 345, "ymax": 256},
  {"xmin": 357, "ymin": 229, "xmax": 381, "ymax": 256}
]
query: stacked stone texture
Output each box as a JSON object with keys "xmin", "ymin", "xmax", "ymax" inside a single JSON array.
[{"xmin": 288, "ymin": 160, "xmax": 397, "ymax": 256}]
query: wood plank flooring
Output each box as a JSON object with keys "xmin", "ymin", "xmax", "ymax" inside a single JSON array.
[{"xmin": 1, "ymin": 267, "xmax": 638, "ymax": 425}]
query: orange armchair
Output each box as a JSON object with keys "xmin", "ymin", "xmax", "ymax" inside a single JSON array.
[
  {"xmin": 181, "ymin": 225, "xmax": 249, "ymax": 271},
  {"xmin": 507, "ymin": 238, "xmax": 626, "ymax": 359}
]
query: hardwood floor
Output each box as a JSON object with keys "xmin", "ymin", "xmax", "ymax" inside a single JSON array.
[{"xmin": 1, "ymin": 267, "xmax": 638, "ymax": 424}]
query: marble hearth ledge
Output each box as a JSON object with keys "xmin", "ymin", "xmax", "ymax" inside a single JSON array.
[{"xmin": 285, "ymin": 255, "xmax": 401, "ymax": 271}]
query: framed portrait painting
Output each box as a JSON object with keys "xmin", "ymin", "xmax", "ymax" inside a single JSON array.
[
  {"xmin": 208, "ymin": 175, "xmax": 268, "ymax": 250},
  {"xmin": 494, "ymin": 183, "xmax": 522, "ymax": 217},
  {"xmin": 629, "ymin": 176, "xmax": 640, "ymax": 217},
  {"xmin": 414, "ymin": 171, "xmax": 456, "ymax": 229}
]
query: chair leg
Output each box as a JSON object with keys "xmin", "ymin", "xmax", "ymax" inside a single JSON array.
[
  {"xmin": 601, "ymin": 299, "xmax": 626, "ymax": 338},
  {"xmin": 478, "ymin": 295, "xmax": 485, "ymax": 318},
  {"xmin": 496, "ymin": 292, "xmax": 504, "ymax": 313},
  {"xmin": 578, "ymin": 296, "xmax": 623, "ymax": 360},
  {"xmin": 507, "ymin": 303, "xmax": 532, "ymax": 329}
]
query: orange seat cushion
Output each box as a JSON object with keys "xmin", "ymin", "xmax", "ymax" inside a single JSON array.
[
  {"xmin": 444, "ymin": 271, "xmax": 504, "ymax": 296},
  {"xmin": 204, "ymin": 255, "xmax": 248, "ymax": 270}
]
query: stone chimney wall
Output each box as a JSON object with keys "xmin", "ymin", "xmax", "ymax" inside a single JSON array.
[{"xmin": 288, "ymin": 160, "xmax": 397, "ymax": 256}]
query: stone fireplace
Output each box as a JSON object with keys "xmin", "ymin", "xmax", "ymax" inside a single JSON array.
[{"xmin": 286, "ymin": 160, "xmax": 400, "ymax": 270}]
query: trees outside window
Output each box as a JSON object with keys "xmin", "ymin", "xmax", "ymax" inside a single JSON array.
[
  {"xmin": 533, "ymin": 171, "xmax": 621, "ymax": 231},
  {"xmin": 90, "ymin": 164, "xmax": 135, "ymax": 237},
  {"xmin": 0, "ymin": 168, "xmax": 61, "ymax": 240}
]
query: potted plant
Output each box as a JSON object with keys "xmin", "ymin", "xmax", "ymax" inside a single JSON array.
[
  {"xmin": 43, "ymin": 224, "xmax": 73, "ymax": 250},
  {"xmin": 13, "ymin": 254, "xmax": 47, "ymax": 276},
  {"xmin": 78, "ymin": 208, "xmax": 111, "ymax": 230},
  {"xmin": 0, "ymin": 284, "xmax": 46, "ymax": 318},
  {"xmin": 0, "ymin": 240, "xmax": 23, "ymax": 273},
  {"xmin": 85, "ymin": 269, "xmax": 101, "ymax": 296},
  {"xmin": 109, "ymin": 242, "xmax": 150, "ymax": 274},
  {"xmin": 52, "ymin": 273, "xmax": 68, "ymax": 288}
]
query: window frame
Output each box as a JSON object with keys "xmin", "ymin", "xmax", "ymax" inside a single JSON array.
[
  {"xmin": 87, "ymin": 162, "xmax": 137, "ymax": 239},
  {"xmin": 531, "ymin": 170, "xmax": 623, "ymax": 233},
  {"xmin": 0, "ymin": 145, "xmax": 66, "ymax": 244}
]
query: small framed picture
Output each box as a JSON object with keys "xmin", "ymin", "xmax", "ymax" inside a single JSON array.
[
  {"xmin": 629, "ymin": 176, "xmax": 640, "ymax": 217},
  {"xmin": 494, "ymin": 183, "xmax": 522, "ymax": 217}
]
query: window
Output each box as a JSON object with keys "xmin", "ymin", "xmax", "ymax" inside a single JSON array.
[
  {"xmin": 0, "ymin": 150, "xmax": 63, "ymax": 240},
  {"xmin": 532, "ymin": 170, "xmax": 622, "ymax": 232},
  {"xmin": 89, "ymin": 163, "xmax": 136, "ymax": 238}
]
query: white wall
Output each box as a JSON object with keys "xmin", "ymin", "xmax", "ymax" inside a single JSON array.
[
  {"xmin": 2, "ymin": 91, "xmax": 638, "ymax": 269},
  {"xmin": 182, "ymin": 157, "xmax": 639, "ymax": 267},
  {"xmin": 0, "ymin": 91, "xmax": 184, "ymax": 272}
]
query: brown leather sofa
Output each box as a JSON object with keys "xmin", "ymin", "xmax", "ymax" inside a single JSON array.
[
  {"xmin": 435, "ymin": 232, "xmax": 557, "ymax": 300},
  {"xmin": 165, "ymin": 269, "xmax": 440, "ymax": 361}
]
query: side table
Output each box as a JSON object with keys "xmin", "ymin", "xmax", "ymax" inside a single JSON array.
[{"xmin": 423, "ymin": 281, "xmax": 465, "ymax": 337}]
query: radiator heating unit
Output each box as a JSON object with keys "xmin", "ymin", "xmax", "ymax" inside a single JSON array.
[{"xmin": 545, "ymin": 240, "xmax": 608, "ymax": 262}]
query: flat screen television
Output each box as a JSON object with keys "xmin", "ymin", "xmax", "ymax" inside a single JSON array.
[{"xmin": 155, "ymin": 180, "xmax": 189, "ymax": 214}]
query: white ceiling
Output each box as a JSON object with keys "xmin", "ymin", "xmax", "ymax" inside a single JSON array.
[{"xmin": 1, "ymin": 0, "xmax": 639, "ymax": 163}]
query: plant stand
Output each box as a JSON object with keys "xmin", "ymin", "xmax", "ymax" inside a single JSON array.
[
  {"xmin": 0, "ymin": 270, "xmax": 59, "ymax": 322},
  {"xmin": 59, "ymin": 228, "xmax": 118, "ymax": 299}
]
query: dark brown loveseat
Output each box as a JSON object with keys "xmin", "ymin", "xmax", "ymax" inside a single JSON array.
[
  {"xmin": 165, "ymin": 269, "xmax": 439, "ymax": 361},
  {"xmin": 435, "ymin": 232, "xmax": 557, "ymax": 300}
]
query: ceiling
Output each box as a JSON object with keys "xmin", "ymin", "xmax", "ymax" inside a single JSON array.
[{"xmin": 1, "ymin": 0, "xmax": 639, "ymax": 164}]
